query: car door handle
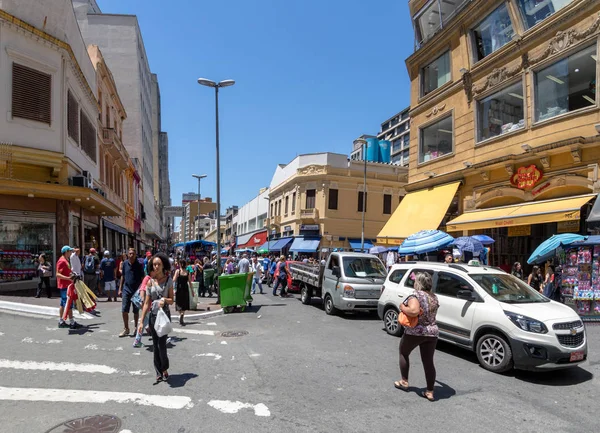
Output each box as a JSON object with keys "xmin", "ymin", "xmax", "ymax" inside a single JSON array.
[{"xmin": 397, "ymin": 295, "xmax": 404, "ymax": 298}]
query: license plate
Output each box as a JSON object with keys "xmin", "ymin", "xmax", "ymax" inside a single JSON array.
[
  {"xmin": 570, "ymin": 351, "xmax": 584, "ymax": 362},
  {"xmin": 366, "ymin": 300, "xmax": 378, "ymax": 306}
]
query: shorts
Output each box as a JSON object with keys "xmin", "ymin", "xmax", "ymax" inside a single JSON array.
[
  {"xmin": 104, "ymin": 280, "xmax": 116, "ymax": 292},
  {"xmin": 121, "ymin": 289, "xmax": 139, "ymax": 314},
  {"xmin": 59, "ymin": 288, "xmax": 74, "ymax": 308}
]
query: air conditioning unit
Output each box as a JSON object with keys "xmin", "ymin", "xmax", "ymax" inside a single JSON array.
[
  {"xmin": 70, "ymin": 176, "xmax": 86, "ymax": 187},
  {"xmin": 82, "ymin": 170, "xmax": 94, "ymax": 188},
  {"xmin": 93, "ymin": 187, "xmax": 105, "ymax": 198}
]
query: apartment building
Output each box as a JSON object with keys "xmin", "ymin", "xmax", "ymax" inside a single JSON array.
[{"xmin": 377, "ymin": 107, "xmax": 411, "ymax": 166}]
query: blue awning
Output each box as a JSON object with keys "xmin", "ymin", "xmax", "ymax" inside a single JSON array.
[
  {"xmin": 185, "ymin": 240, "xmax": 217, "ymax": 247},
  {"xmin": 269, "ymin": 237, "xmax": 293, "ymax": 252},
  {"xmin": 173, "ymin": 242, "xmax": 184, "ymax": 248},
  {"xmin": 349, "ymin": 239, "xmax": 374, "ymax": 252},
  {"xmin": 289, "ymin": 237, "xmax": 321, "ymax": 253}
]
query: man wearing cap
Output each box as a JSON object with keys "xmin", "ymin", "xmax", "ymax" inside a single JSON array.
[
  {"xmin": 143, "ymin": 251, "xmax": 152, "ymax": 276},
  {"xmin": 118, "ymin": 248, "xmax": 144, "ymax": 337},
  {"xmin": 83, "ymin": 248, "xmax": 99, "ymax": 294},
  {"xmin": 56, "ymin": 246, "xmax": 82, "ymax": 329},
  {"xmin": 100, "ymin": 250, "xmax": 117, "ymax": 302}
]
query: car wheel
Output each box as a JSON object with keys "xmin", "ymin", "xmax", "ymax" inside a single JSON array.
[
  {"xmin": 383, "ymin": 308, "xmax": 403, "ymax": 337},
  {"xmin": 476, "ymin": 333, "xmax": 514, "ymax": 373},
  {"xmin": 300, "ymin": 284, "xmax": 312, "ymax": 305},
  {"xmin": 324, "ymin": 294, "xmax": 337, "ymax": 315}
]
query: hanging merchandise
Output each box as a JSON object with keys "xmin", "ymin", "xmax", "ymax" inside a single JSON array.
[{"xmin": 558, "ymin": 243, "xmax": 600, "ymax": 321}]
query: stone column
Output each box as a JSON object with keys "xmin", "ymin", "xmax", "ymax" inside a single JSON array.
[{"xmin": 56, "ymin": 200, "xmax": 70, "ymax": 257}]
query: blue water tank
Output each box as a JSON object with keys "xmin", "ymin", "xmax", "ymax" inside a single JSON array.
[
  {"xmin": 366, "ymin": 137, "xmax": 378, "ymax": 162},
  {"xmin": 379, "ymin": 140, "xmax": 391, "ymax": 164}
]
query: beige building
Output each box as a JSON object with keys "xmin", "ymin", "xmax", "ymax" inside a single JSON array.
[
  {"xmin": 204, "ymin": 224, "xmax": 226, "ymax": 244},
  {"xmin": 182, "ymin": 199, "xmax": 217, "ymax": 242},
  {"xmin": 267, "ymin": 153, "xmax": 407, "ymax": 253},
  {"xmin": 379, "ymin": 0, "xmax": 600, "ymax": 265}
]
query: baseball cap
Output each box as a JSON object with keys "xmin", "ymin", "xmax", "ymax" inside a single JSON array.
[
  {"xmin": 104, "ymin": 250, "xmax": 110, "ymax": 256},
  {"xmin": 90, "ymin": 248, "xmax": 96, "ymax": 254},
  {"xmin": 146, "ymin": 251, "xmax": 152, "ymax": 257},
  {"xmin": 61, "ymin": 245, "xmax": 74, "ymax": 254}
]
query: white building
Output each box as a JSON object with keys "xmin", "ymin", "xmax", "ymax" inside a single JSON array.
[
  {"xmin": 232, "ymin": 188, "xmax": 269, "ymax": 250},
  {"xmin": 377, "ymin": 107, "xmax": 410, "ymax": 167}
]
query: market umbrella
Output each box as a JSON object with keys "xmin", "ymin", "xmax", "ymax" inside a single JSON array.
[
  {"xmin": 453, "ymin": 237, "xmax": 485, "ymax": 254},
  {"xmin": 472, "ymin": 234, "xmax": 495, "ymax": 245},
  {"xmin": 398, "ymin": 230, "xmax": 455, "ymax": 255},
  {"xmin": 369, "ymin": 246, "xmax": 388, "ymax": 254},
  {"xmin": 527, "ymin": 233, "xmax": 586, "ymax": 265}
]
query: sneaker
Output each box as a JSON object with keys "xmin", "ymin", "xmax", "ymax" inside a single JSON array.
[
  {"xmin": 58, "ymin": 320, "xmax": 69, "ymax": 328},
  {"xmin": 107, "ymin": 298, "xmax": 112, "ymax": 302},
  {"xmin": 119, "ymin": 328, "xmax": 130, "ymax": 337},
  {"xmin": 166, "ymin": 337, "xmax": 173, "ymax": 344},
  {"xmin": 69, "ymin": 321, "xmax": 83, "ymax": 329},
  {"xmin": 133, "ymin": 339, "xmax": 143, "ymax": 348}
]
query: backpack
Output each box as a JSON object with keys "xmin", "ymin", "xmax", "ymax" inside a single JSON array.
[{"xmin": 84, "ymin": 255, "xmax": 95, "ymax": 274}]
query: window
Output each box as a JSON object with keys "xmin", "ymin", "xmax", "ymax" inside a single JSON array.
[
  {"xmin": 516, "ymin": 0, "xmax": 574, "ymax": 30},
  {"xmin": 436, "ymin": 272, "xmax": 472, "ymax": 298},
  {"xmin": 415, "ymin": 0, "xmax": 442, "ymax": 45},
  {"xmin": 383, "ymin": 194, "xmax": 392, "ymax": 214},
  {"xmin": 534, "ymin": 45, "xmax": 597, "ymax": 122},
  {"xmin": 471, "ymin": 4, "xmax": 514, "ymax": 62},
  {"xmin": 67, "ymin": 91, "xmax": 79, "ymax": 144},
  {"xmin": 402, "ymin": 148, "xmax": 410, "ymax": 165},
  {"xmin": 328, "ymin": 189, "xmax": 338, "ymax": 210},
  {"xmin": 419, "ymin": 115, "xmax": 453, "ymax": 163},
  {"xmin": 80, "ymin": 110, "xmax": 96, "ymax": 162},
  {"xmin": 328, "ymin": 255, "xmax": 340, "ymax": 270},
  {"xmin": 357, "ymin": 191, "xmax": 367, "ymax": 212},
  {"xmin": 391, "ymin": 154, "xmax": 402, "ymax": 165},
  {"xmin": 422, "ymin": 51, "xmax": 450, "ymax": 96},
  {"xmin": 270, "ymin": 203, "xmax": 274, "ymax": 217},
  {"xmin": 403, "ymin": 133, "xmax": 410, "ymax": 147},
  {"xmin": 404, "ymin": 269, "xmax": 434, "ymax": 289},
  {"xmin": 284, "ymin": 196, "xmax": 289, "ymax": 215},
  {"xmin": 477, "ymin": 82, "xmax": 524, "ymax": 142},
  {"xmin": 392, "ymin": 139, "xmax": 402, "ymax": 153},
  {"xmin": 292, "ymin": 192, "xmax": 296, "ymax": 213},
  {"xmin": 12, "ymin": 63, "xmax": 51, "ymax": 125},
  {"xmin": 306, "ymin": 189, "xmax": 316, "ymax": 209},
  {"xmin": 389, "ymin": 269, "xmax": 408, "ymax": 284}
]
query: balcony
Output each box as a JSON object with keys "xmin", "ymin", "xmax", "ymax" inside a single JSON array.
[
  {"xmin": 101, "ymin": 128, "xmax": 127, "ymax": 168},
  {"xmin": 300, "ymin": 208, "xmax": 319, "ymax": 222}
]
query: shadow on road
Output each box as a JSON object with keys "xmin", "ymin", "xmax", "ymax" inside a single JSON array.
[
  {"xmin": 513, "ymin": 367, "xmax": 593, "ymax": 386},
  {"xmin": 167, "ymin": 372, "xmax": 198, "ymax": 388},
  {"xmin": 396, "ymin": 380, "xmax": 456, "ymax": 402},
  {"xmin": 67, "ymin": 322, "xmax": 104, "ymax": 336}
]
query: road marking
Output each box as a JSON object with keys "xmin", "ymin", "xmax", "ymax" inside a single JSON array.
[
  {"xmin": 207, "ymin": 400, "xmax": 270, "ymax": 417},
  {"xmin": 84, "ymin": 344, "xmax": 124, "ymax": 352},
  {"xmin": 128, "ymin": 370, "xmax": 150, "ymax": 376},
  {"xmin": 0, "ymin": 331, "xmax": 5, "ymax": 336},
  {"xmin": 193, "ymin": 353, "xmax": 222, "ymax": 361},
  {"xmin": 0, "ymin": 359, "xmax": 118, "ymax": 374},
  {"xmin": 207, "ymin": 322, "xmax": 217, "ymax": 326},
  {"xmin": 0, "ymin": 386, "xmax": 194, "ymax": 409},
  {"xmin": 249, "ymin": 354, "xmax": 260, "ymax": 357},
  {"xmin": 20, "ymin": 337, "xmax": 62, "ymax": 344},
  {"xmin": 0, "ymin": 301, "xmax": 94, "ymax": 319},
  {"xmin": 220, "ymin": 341, "xmax": 227, "ymax": 345},
  {"xmin": 171, "ymin": 328, "xmax": 216, "ymax": 336}
]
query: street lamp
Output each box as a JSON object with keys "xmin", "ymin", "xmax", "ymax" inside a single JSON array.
[
  {"xmin": 353, "ymin": 137, "xmax": 368, "ymax": 252},
  {"xmin": 192, "ymin": 174, "xmax": 207, "ymax": 240},
  {"xmin": 197, "ymin": 78, "xmax": 235, "ymax": 278}
]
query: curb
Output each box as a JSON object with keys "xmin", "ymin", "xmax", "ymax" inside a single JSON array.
[
  {"xmin": 185, "ymin": 308, "xmax": 224, "ymax": 319},
  {"xmin": 0, "ymin": 300, "xmax": 95, "ymax": 320}
]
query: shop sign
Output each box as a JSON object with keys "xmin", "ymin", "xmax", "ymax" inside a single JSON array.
[
  {"xmin": 508, "ymin": 225, "xmax": 531, "ymax": 237},
  {"xmin": 510, "ymin": 165, "xmax": 543, "ymax": 190},
  {"xmin": 557, "ymin": 220, "xmax": 580, "ymax": 233},
  {"xmin": 300, "ymin": 224, "xmax": 319, "ymax": 231},
  {"xmin": 531, "ymin": 181, "xmax": 551, "ymax": 197},
  {"xmin": 284, "ymin": 225, "xmax": 292, "ymax": 232},
  {"xmin": 376, "ymin": 238, "xmax": 404, "ymax": 245}
]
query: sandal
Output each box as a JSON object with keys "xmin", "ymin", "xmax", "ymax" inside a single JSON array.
[
  {"xmin": 394, "ymin": 380, "xmax": 409, "ymax": 391},
  {"xmin": 155, "ymin": 376, "xmax": 163, "ymax": 383},
  {"xmin": 163, "ymin": 371, "xmax": 169, "ymax": 380},
  {"xmin": 421, "ymin": 390, "xmax": 435, "ymax": 402}
]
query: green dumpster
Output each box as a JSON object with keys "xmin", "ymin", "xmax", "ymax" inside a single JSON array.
[{"xmin": 219, "ymin": 272, "xmax": 254, "ymax": 313}]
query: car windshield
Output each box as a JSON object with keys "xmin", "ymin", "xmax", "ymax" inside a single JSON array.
[
  {"xmin": 471, "ymin": 273, "xmax": 549, "ymax": 304},
  {"xmin": 342, "ymin": 257, "xmax": 387, "ymax": 278}
]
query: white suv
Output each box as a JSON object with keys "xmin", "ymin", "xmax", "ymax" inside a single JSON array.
[{"xmin": 378, "ymin": 261, "xmax": 587, "ymax": 373}]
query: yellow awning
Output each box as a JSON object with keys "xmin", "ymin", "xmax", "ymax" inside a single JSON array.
[
  {"xmin": 377, "ymin": 182, "xmax": 461, "ymax": 245},
  {"xmin": 446, "ymin": 194, "xmax": 595, "ymax": 232}
]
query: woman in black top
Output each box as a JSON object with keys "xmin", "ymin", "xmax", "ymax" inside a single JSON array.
[
  {"xmin": 173, "ymin": 259, "xmax": 191, "ymax": 325},
  {"xmin": 511, "ymin": 262, "xmax": 523, "ymax": 280},
  {"xmin": 527, "ymin": 265, "xmax": 543, "ymax": 293}
]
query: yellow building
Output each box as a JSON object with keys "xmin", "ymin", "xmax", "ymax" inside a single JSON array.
[
  {"xmin": 182, "ymin": 199, "xmax": 218, "ymax": 242},
  {"xmin": 380, "ymin": 0, "xmax": 600, "ymax": 267},
  {"xmin": 267, "ymin": 153, "xmax": 407, "ymax": 253},
  {"xmin": 204, "ymin": 225, "xmax": 226, "ymax": 245}
]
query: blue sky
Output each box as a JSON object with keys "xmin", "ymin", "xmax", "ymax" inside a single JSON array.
[{"xmin": 98, "ymin": 0, "xmax": 414, "ymax": 210}]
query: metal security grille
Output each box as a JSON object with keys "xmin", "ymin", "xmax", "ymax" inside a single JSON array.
[
  {"xmin": 67, "ymin": 91, "xmax": 79, "ymax": 143},
  {"xmin": 80, "ymin": 111, "xmax": 96, "ymax": 162},
  {"xmin": 12, "ymin": 63, "xmax": 52, "ymax": 125},
  {"xmin": 556, "ymin": 332, "xmax": 585, "ymax": 348}
]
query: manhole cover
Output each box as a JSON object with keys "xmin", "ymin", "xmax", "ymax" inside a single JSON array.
[
  {"xmin": 45, "ymin": 415, "xmax": 122, "ymax": 433},
  {"xmin": 220, "ymin": 330, "xmax": 249, "ymax": 337}
]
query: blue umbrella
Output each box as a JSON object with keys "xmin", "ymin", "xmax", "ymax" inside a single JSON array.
[
  {"xmin": 398, "ymin": 230, "xmax": 455, "ymax": 255},
  {"xmin": 369, "ymin": 246, "xmax": 388, "ymax": 254},
  {"xmin": 453, "ymin": 237, "xmax": 485, "ymax": 254},
  {"xmin": 472, "ymin": 234, "xmax": 495, "ymax": 245},
  {"xmin": 527, "ymin": 233, "xmax": 586, "ymax": 265}
]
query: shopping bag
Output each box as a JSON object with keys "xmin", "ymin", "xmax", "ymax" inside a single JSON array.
[
  {"xmin": 131, "ymin": 288, "xmax": 144, "ymax": 309},
  {"xmin": 154, "ymin": 309, "xmax": 172, "ymax": 337}
]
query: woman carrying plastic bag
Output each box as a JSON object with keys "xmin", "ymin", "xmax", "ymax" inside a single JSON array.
[{"xmin": 138, "ymin": 253, "xmax": 174, "ymax": 383}]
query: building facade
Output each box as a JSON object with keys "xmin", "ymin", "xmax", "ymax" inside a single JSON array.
[
  {"xmin": 232, "ymin": 188, "xmax": 269, "ymax": 251},
  {"xmin": 183, "ymin": 199, "xmax": 218, "ymax": 242},
  {"xmin": 0, "ymin": 0, "xmax": 119, "ymax": 289},
  {"xmin": 379, "ymin": 0, "xmax": 600, "ymax": 267},
  {"xmin": 224, "ymin": 206, "xmax": 239, "ymax": 248},
  {"xmin": 377, "ymin": 106, "xmax": 411, "ymax": 166}
]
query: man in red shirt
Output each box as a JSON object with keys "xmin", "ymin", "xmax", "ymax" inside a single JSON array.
[{"xmin": 56, "ymin": 245, "xmax": 83, "ymax": 329}]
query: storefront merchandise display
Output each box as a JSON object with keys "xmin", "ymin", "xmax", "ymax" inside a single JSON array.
[{"xmin": 558, "ymin": 245, "xmax": 600, "ymax": 319}]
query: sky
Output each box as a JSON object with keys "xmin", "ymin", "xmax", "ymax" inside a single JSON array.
[{"xmin": 97, "ymin": 0, "xmax": 414, "ymax": 212}]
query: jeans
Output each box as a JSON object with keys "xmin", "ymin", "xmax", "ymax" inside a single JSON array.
[
  {"xmin": 273, "ymin": 276, "xmax": 287, "ymax": 296},
  {"xmin": 399, "ymin": 334, "xmax": 438, "ymax": 391},
  {"xmin": 251, "ymin": 277, "xmax": 263, "ymax": 294},
  {"xmin": 149, "ymin": 313, "xmax": 169, "ymax": 376},
  {"xmin": 37, "ymin": 277, "xmax": 51, "ymax": 298}
]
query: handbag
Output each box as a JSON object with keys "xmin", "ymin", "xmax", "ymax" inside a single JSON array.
[
  {"xmin": 398, "ymin": 295, "xmax": 421, "ymax": 328},
  {"xmin": 131, "ymin": 288, "xmax": 143, "ymax": 309},
  {"xmin": 154, "ymin": 308, "xmax": 173, "ymax": 337}
]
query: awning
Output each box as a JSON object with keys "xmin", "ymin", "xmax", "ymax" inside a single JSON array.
[
  {"xmin": 236, "ymin": 233, "xmax": 253, "ymax": 247},
  {"xmin": 268, "ymin": 237, "xmax": 293, "ymax": 252},
  {"xmin": 237, "ymin": 230, "xmax": 268, "ymax": 249},
  {"xmin": 377, "ymin": 182, "xmax": 461, "ymax": 245},
  {"xmin": 446, "ymin": 194, "xmax": 596, "ymax": 232},
  {"xmin": 349, "ymin": 239, "xmax": 374, "ymax": 252},
  {"xmin": 587, "ymin": 194, "xmax": 600, "ymax": 223},
  {"xmin": 173, "ymin": 242, "xmax": 184, "ymax": 248},
  {"xmin": 103, "ymin": 219, "xmax": 128, "ymax": 236},
  {"xmin": 256, "ymin": 242, "xmax": 270, "ymax": 253},
  {"xmin": 289, "ymin": 237, "xmax": 321, "ymax": 253}
]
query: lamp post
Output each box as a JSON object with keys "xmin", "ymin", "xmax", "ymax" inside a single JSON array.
[
  {"xmin": 192, "ymin": 174, "xmax": 207, "ymax": 240},
  {"xmin": 353, "ymin": 138, "xmax": 368, "ymax": 252},
  {"xmin": 197, "ymin": 78, "xmax": 235, "ymax": 277}
]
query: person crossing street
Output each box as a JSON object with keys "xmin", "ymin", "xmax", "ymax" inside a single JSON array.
[
  {"xmin": 56, "ymin": 246, "xmax": 83, "ymax": 330},
  {"xmin": 118, "ymin": 248, "xmax": 144, "ymax": 337},
  {"xmin": 251, "ymin": 255, "xmax": 264, "ymax": 294}
]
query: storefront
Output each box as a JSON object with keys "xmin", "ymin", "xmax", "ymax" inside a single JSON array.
[
  {"xmin": 236, "ymin": 230, "xmax": 268, "ymax": 251},
  {"xmin": 103, "ymin": 219, "xmax": 128, "ymax": 255},
  {"xmin": 289, "ymin": 237, "xmax": 321, "ymax": 257}
]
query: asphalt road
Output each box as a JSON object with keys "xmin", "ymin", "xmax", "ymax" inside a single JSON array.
[{"xmin": 0, "ymin": 292, "xmax": 598, "ymax": 433}]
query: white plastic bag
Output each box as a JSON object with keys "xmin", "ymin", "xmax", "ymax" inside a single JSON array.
[{"xmin": 154, "ymin": 309, "xmax": 172, "ymax": 337}]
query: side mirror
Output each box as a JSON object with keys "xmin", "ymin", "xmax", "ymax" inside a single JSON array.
[
  {"xmin": 457, "ymin": 289, "xmax": 476, "ymax": 301},
  {"xmin": 332, "ymin": 266, "xmax": 341, "ymax": 278}
]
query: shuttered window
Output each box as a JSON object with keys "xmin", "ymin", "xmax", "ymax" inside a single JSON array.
[
  {"xmin": 12, "ymin": 63, "xmax": 51, "ymax": 125},
  {"xmin": 80, "ymin": 110, "xmax": 96, "ymax": 162},
  {"xmin": 67, "ymin": 91, "xmax": 79, "ymax": 143}
]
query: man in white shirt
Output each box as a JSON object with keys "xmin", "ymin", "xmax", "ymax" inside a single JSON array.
[
  {"xmin": 250, "ymin": 255, "xmax": 264, "ymax": 294},
  {"xmin": 70, "ymin": 247, "xmax": 82, "ymax": 276},
  {"xmin": 238, "ymin": 254, "xmax": 250, "ymax": 274}
]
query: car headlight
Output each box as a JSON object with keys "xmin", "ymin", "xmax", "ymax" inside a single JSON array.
[
  {"xmin": 504, "ymin": 311, "xmax": 548, "ymax": 334},
  {"xmin": 343, "ymin": 285, "xmax": 355, "ymax": 298}
]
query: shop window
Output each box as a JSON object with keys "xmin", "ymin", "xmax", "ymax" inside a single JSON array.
[
  {"xmin": 67, "ymin": 91, "xmax": 79, "ymax": 144},
  {"xmin": 383, "ymin": 194, "xmax": 392, "ymax": 214},
  {"xmin": 12, "ymin": 63, "xmax": 51, "ymax": 125},
  {"xmin": 358, "ymin": 191, "xmax": 367, "ymax": 212},
  {"xmin": 534, "ymin": 44, "xmax": 597, "ymax": 123},
  {"xmin": 419, "ymin": 115, "xmax": 453, "ymax": 163},
  {"xmin": 328, "ymin": 189, "xmax": 338, "ymax": 210},
  {"xmin": 516, "ymin": 0, "xmax": 574, "ymax": 30},
  {"xmin": 306, "ymin": 189, "xmax": 316, "ymax": 209},
  {"xmin": 471, "ymin": 4, "xmax": 514, "ymax": 62},
  {"xmin": 477, "ymin": 81, "xmax": 524, "ymax": 142},
  {"xmin": 80, "ymin": 110, "xmax": 96, "ymax": 162},
  {"xmin": 421, "ymin": 51, "xmax": 451, "ymax": 96}
]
